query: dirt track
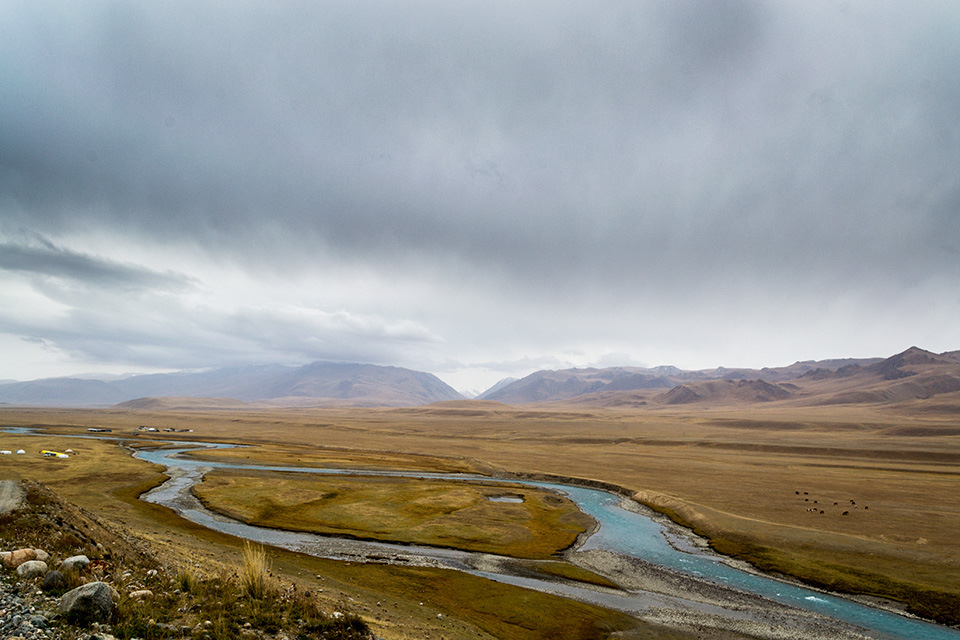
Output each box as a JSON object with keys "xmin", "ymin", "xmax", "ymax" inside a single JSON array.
[{"xmin": 0, "ymin": 480, "xmax": 23, "ymax": 515}]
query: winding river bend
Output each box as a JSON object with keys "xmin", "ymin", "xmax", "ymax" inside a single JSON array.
[{"xmin": 133, "ymin": 441, "xmax": 960, "ymax": 640}]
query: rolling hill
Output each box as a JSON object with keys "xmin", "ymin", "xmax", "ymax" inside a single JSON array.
[{"xmin": 0, "ymin": 362, "xmax": 463, "ymax": 408}]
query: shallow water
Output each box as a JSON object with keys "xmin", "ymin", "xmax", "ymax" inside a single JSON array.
[{"xmin": 133, "ymin": 444, "xmax": 960, "ymax": 640}]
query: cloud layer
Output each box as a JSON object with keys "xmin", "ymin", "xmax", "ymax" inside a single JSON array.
[{"xmin": 2, "ymin": 1, "xmax": 959, "ymax": 392}]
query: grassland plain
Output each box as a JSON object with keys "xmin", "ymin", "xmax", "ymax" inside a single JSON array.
[
  {"xmin": 0, "ymin": 422, "xmax": 706, "ymax": 640},
  {"xmin": 2, "ymin": 397, "xmax": 960, "ymax": 629}
]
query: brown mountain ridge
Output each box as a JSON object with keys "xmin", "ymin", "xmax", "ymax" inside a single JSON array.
[{"xmin": 488, "ymin": 347, "xmax": 960, "ymax": 408}]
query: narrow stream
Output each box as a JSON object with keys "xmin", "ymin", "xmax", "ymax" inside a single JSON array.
[{"xmin": 133, "ymin": 443, "xmax": 960, "ymax": 640}]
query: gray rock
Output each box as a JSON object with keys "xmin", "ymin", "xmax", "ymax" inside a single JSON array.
[
  {"xmin": 40, "ymin": 570, "xmax": 67, "ymax": 592},
  {"xmin": 59, "ymin": 555, "xmax": 90, "ymax": 572},
  {"xmin": 32, "ymin": 549, "xmax": 50, "ymax": 563},
  {"xmin": 16, "ymin": 560, "xmax": 48, "ymax": 579},
  {"xmin": 58, "ymin": 581, "xmax": 115, "ymax": 624}
]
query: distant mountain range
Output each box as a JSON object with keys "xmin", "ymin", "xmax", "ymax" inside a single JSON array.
[
  {"xmin": 2, "ymin": 347, "xmax": 958, "ymax": 409},
  {"xmin": 479, "ymin": 356, "xmax": 882, "ymax": 404},
  {"xmin": 481, "ymin": 347, "xmax": 960, "ymax": 407},
  {"xmin": 0, "ymin": 362, "xmax": 462, "ymax": 408}
]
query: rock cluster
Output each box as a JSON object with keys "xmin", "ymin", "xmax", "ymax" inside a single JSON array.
[{"xmin": 2, "ymin": 547, "xmax": 118, "ymax": 640}]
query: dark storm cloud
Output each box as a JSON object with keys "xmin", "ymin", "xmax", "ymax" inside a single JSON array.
[
  {"xmin": 0, "ymin": 1, "xmax": 800, "ymax": 281},
  {"xmin": 0, "ymin": 236, "xmax": 195, "ymax": 291},
  {"xmin": 2, "ymin": 1, "xmax": 949, "ymax": 295}
]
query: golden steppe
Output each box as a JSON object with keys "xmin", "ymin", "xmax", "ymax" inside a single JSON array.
[{"xmin": 2, "ymin": 390, "xmax": 959, "ymax": 633}]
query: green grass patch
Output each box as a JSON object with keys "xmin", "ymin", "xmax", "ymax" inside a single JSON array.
[{"xmin": 194, "ymin": 469, "xmax": 592, "ymax": 558}]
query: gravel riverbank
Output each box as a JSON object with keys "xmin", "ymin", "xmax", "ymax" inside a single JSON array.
[
  {"xmin": 0, "ymin": 573, "xmax": 60, "ymax": 640},
  {"xmin": 569, "ymin": 548, "xmax": 873, "ymax": 640}
]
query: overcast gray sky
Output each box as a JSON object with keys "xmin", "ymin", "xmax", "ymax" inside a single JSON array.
[{"xmin": 2, "ymin": 1, "xmax": 958, "ymax": 394}]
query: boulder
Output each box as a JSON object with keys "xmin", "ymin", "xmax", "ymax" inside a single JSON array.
[
  {"xmin": 59, "ymin": 581, "xmax": 115, "ymax": 625},
  {"xmin": 3, "ymin": 548, "xmax": 37, "ymax": 569},
  {"xmin": 33, "ymin": 549, "xmax": 50, "ymax": 562},
  {"xmin": 16, "ymin": 560, "xmax": 48, "ymax": 579},
  {"xmin": 41, "ymin": 569, "xmax": 68, "ymax": 592},
  {"xmin": 60, "ymin": 555, "xmax": 90, "ymax": 572}
]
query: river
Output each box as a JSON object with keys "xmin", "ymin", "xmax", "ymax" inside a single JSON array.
[{"xmin": 132, "ymin": 441, "xmax": 960, "ymax": 640}]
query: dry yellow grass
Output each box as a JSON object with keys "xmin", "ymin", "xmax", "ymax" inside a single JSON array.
[
  {"xmin": 0, "ymin": 419, "xmax": 648, "ymax": 639},
  {"xmin": 0, "ymin": 432, "xmax": 167, "ymax": 521},
  {"xmin": 193, "ymin": 469, "xmax": 591, "ymax": 558}
]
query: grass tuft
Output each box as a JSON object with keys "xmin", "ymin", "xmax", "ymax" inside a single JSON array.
[
  {"xmin": 239, "ymin": 541, "xmax": 270, "ymax": 600},
  {"xmin": 176, "ymin": 566, "xmax": 199, "ymax": 593}
]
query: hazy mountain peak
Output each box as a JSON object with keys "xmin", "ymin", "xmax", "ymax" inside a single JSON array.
[{"xmin": 477, "ymin": 377, "xmax": 518, "ymax": 400}]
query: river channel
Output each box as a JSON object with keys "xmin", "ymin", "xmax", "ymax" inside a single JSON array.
[{"xmin": 131, "ymin": 441, "xmax": 960, "ymax": 640}]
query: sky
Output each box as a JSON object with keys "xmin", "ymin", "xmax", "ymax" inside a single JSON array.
[{"xmin": 1, "ymin": 1, "xmax": 959, "ymax": 395}]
